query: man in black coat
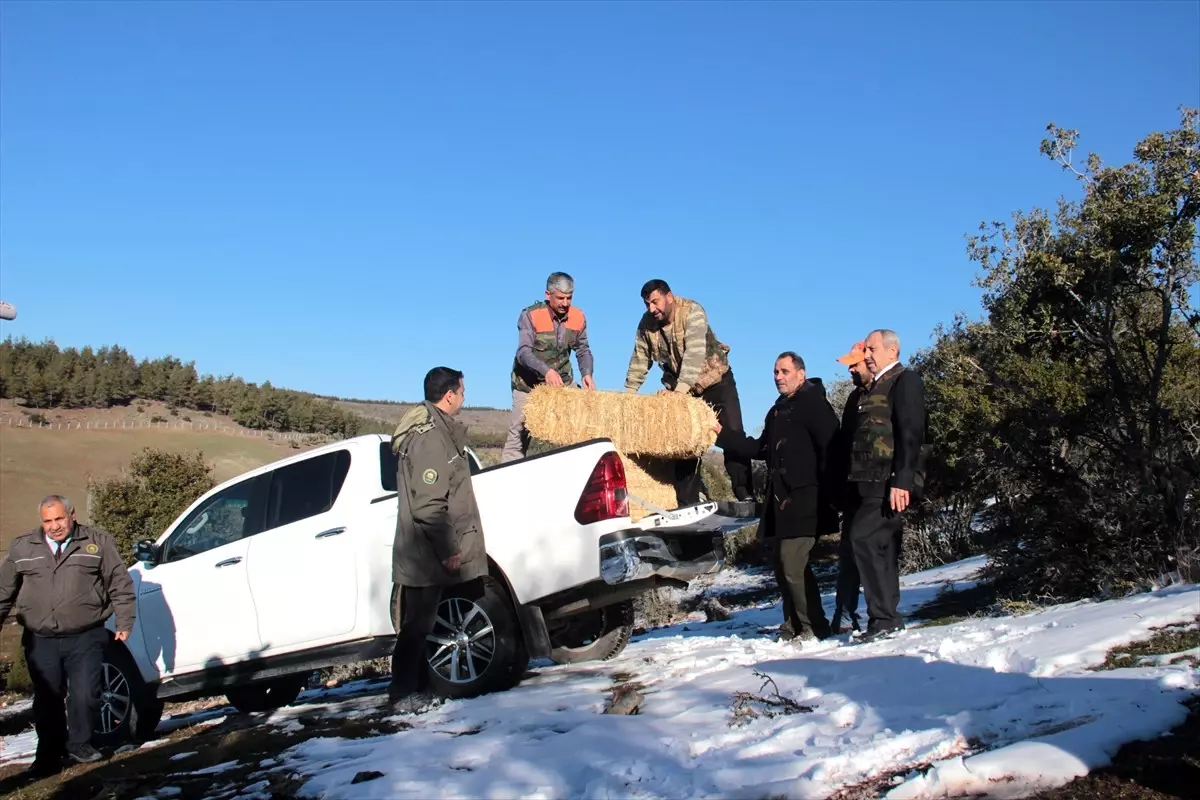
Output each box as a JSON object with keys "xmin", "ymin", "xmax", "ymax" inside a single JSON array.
[{"xmin": 717, "ymin": 352, "xmax": 840, "ymax": 642}]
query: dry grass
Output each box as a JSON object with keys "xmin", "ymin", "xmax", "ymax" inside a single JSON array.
[
  {"xmin": 0, "ymin": 420, "xmax": 302, "ymax": 553},
  {"xmin": 620, "ymin": 453, "xmax": 680, "ymax": 522},
  {"xmin": 522, "ymin": 385, "xmax": 718, "ymax": 459},
  {"xmin": 1090, "ymin": 617, "xmax": 1200, "ymax": 671}
]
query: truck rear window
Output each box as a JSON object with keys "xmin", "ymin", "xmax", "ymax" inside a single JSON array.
[
  {"xmin": 379, "ymin": 440, "xmax": 481, "ymax": 491},
  {"xmin": 380, "ymin": 442, "xmax": 399, "ymax": 491}
]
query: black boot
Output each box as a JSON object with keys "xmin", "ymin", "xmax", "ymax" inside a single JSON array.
[{"xmin": 831, "ymin": 608, "xmax": 862, "ymax": 635}]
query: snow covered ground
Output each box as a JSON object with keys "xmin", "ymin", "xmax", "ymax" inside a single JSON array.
[{"xmin": 1, "ymin": 557, "xmax": 1197, "ymax": 800}]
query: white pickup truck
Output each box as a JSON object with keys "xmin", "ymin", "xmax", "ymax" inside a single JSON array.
[{"xmin": 93, "ymin": 433, "xmax": 758, "ymax": 745}]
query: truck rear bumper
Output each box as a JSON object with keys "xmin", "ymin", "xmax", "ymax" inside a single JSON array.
[{"xmin": 598, "ymin": 531, "xmax": 725, "ymax": 585}]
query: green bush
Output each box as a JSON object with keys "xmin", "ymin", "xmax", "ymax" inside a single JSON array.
[
  {"xmin": 0, "ymin": 646, "xmax": 32, "ymax": 695},
  {"xmin": 89, "ymin": 448, "xmax": 216, "ymax": 562}
]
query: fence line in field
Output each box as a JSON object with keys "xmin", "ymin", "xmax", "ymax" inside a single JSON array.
[{"xmin": 0, "ymin": 416, "xmax": 324, "ymax": 441}]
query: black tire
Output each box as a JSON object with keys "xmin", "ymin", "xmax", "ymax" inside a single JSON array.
[
  {"xmin": 225, "ymin": 675, "xmax": 306, "ymax": 714},
  {"xmin": 548, "ymin": 600, "xmax": 634, "ymax": 665},
  {"xmin": 423, "ymin": 577, "xmax": 524, "ymax": 700},
  {"xmin": 94, "ymin": 639, "xmax": 164, "ymax": 748}
]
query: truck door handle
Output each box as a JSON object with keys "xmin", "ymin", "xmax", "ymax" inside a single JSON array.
[
  {"xmin": 315, "ymin": 527, "xmax": 346, "ymax": 539},
  {"xmin": 215, "ymin": 557, "xmax": 242, "ymax": 568}
]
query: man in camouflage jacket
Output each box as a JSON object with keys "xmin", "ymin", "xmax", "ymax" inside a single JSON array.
[
  {"xmin": 624, "ymin": 278, "xmax": 753, "ymax": 503},
  {"xmin": 845, "ymin": 329, "xmax": 929, "ymax": 641}
]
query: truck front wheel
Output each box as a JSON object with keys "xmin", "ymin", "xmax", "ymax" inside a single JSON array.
[{"xmin": 548, "ymin": 600, "xmax": 634, "ymax": 665}]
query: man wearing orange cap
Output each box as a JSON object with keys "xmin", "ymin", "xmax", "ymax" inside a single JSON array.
[{"xmin": 829, "ymin": 341, "xmax": 874, "ymax": 634}]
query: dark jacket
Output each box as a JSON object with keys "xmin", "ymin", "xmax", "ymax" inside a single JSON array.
[
  {"xmin": 718, "ymin": 378, "xmax": 841, "ymax": 538},
  {"xmin": 0, "ymin": 523, "xmax": 136, "ymax": 637},
  {"xmin": 391, "ymin": 402, "xmax": 488, "ymax": 588},
  {"xmin": 848, "ymin": 363, "xmax": 928, "ymax": 497},
  {"xmin": 830, "ymin": 382, "xmax": 868, "ymax": 510}
]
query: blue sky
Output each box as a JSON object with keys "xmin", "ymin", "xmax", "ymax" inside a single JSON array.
[{"xmin": 1, "ymin": 1, "xmax": 1197, "ymax": 425}]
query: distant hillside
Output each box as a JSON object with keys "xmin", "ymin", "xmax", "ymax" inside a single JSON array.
[
  {"xmin": 330, "ymin": 398, "xmax": 511, "ymax": 448},
  {"xmin": 0, "ymin": 337, "xmax": 392, "ymax": 438},
  {"xmin": 0, "ymin": 337, "xmax": 517, "ymax": 447}
]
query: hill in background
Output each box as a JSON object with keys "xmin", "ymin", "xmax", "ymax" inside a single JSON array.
[
  {"xmin": 328, "ymin": 397, "xmax": 511, "ymax": 447},
  {"xmin": 0, "ymin": 399, "xmax": 314, "ymax": 552}
]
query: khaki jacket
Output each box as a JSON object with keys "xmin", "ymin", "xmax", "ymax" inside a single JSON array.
[
  {"xmin": 0, "ymin": 523, "xmax": 136, "ymax": 637},
  {"xmin": 390, "ymin": 403, "xmax": 488, "ymax": 587},
  {"xmin": 624, "ymin": 296, "xmax": 731, "ymax": 396}
]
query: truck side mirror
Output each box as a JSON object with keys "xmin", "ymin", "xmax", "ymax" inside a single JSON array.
[{"xmin": 134, "ymin": 540, "xmax": 160, "ymax": 565}]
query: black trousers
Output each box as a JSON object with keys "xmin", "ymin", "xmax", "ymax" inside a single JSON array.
[
  {"xmin": 834, "ymin": 527, "xmax": 862, "ymax": 620},
  {"xmin": 847, "ymin": 484, "xmax": 905, "ymax": 630},
  {"xmin": 23, "ymin": 625, "xmax": 107, "ymax": 760},
  {"xmin": 389, "ymin": 585, "xmax": 443, "ymax": 701},
  {"xmin": 674, "ymin": 371, "xmax": 753, "ymax": 504},
  {"xmin": 772, "ymin": 536, "xmax": 831, "ymax": 639}
]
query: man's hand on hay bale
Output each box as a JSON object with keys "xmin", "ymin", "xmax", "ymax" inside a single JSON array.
[
  {"xmin": 546, "ymin": 370, "xmax": 565, "ymax": 388},
  {"xmin": 582, "ymin": 375, "xmax": 596, "ymax": 391}
]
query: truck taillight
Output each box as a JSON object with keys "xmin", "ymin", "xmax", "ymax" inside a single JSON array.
[{"xmin": 574, "ymin": 452, "xmax": 629, "ymax": 525}]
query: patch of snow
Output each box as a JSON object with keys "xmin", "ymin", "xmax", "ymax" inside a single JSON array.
[
  {"xmin": 169, "ymin": 751, "xmax": 198, "ymax": 761},
  {"xmin": 271, "ymin": 572, "xmax": 1197, "ymax": 800},
  {"xmin": 0, "ymin": 698, "xmax": 32, "ymax": 720},
  {"xmin": 238, "ymin": 780, "xmax": 271, "ymax": 796},
  {"xmin": 1, "ymin": 556, "xmax": 1193, "ymax": 798},
  {"xmin": 0, "ymin": 728, "xmax": 36, "ymax": 765},
  {"xmin": 138, "ymin": 737, "xmax": 173, "ymax": 749},
  {"xmin": 185, "ymin": 759, "xmax": 240, "ymax": 775}
]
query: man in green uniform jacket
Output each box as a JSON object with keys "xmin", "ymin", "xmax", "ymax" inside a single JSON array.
[{"xmin": 388, "ymin": 366, "xmax": 488, "ymax": 714}]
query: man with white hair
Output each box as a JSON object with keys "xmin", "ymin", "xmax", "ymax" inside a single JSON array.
[
  {"xmin": 503, "ymin": 272, "xmax": 596, "ymax": 462},
  {"xmin": 845, "ymin": 329, "xmax": 928, "ymax": 642},
  {"xmin": 0, "ymin": 496, "xmax": 135, "ymax": 775}
]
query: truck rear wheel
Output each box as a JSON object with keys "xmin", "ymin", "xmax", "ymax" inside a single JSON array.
[
  {"xmin": 548, "ymin": 600, "xmax": 634, "ymax": 665},
  {"xmin": 392, "ymin": 578, "xmax": 527, "ymax": 700}
]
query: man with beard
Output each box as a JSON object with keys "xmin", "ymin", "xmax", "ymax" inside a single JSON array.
[
  {"xmin": 625, "ymin": 279, "xmax": 753, "ymax": 503},
  {"xmin": 829, "ymin": 341, "xmax": 874, "ymax": 634},
  {"xmin": 716, "ymin": 352, "xmax": 840, "ymax": 642},
  {"xmin": 845, "ymin": 329, "xmax": 928, "ymax": 641}
]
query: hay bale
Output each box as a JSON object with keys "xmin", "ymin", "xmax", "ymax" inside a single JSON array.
[
  {"xmin": 620, "ymin": 453, "xmax": 679, "ymax": 522},
  {"xmin": 523, "ymin": 385, "xmax": 717, "ymax": 459}
]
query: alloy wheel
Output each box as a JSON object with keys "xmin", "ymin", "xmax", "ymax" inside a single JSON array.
[
  {"xmin": 426, "ymin": 597, "xmax": 496, "ymax": 684},
  {"xmin": 98, "ymin": 662, "xmax": 132, "ymax": 735}
]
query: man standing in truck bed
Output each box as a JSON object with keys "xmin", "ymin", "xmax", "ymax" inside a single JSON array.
[
  {"xmin": 502, "ymin": 271, "xmax": 596, "ymax": 463},
  {"xmin": 624, "ymin": 278, "xmax": 753, "ymax": 504}
]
